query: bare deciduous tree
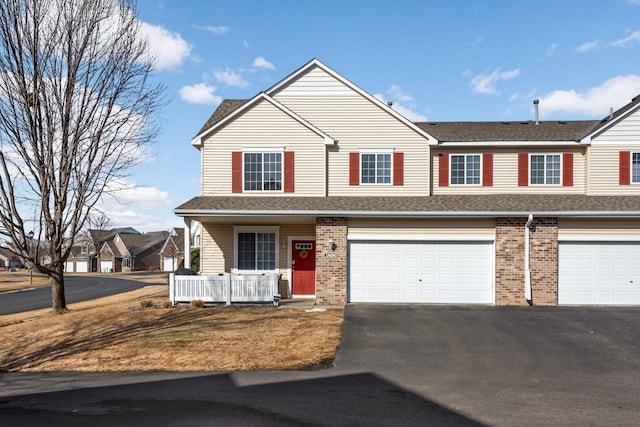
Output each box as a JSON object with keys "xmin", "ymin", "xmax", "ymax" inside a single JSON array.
[{"xmin": 0, "ymin": 0, "xmax": 165, "ymax": 311}]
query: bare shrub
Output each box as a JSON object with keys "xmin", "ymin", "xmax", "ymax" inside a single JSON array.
[
  {"xmin": 161, "ymin": 300, "xmax": 172, "ymax": 309},
  {"xmin": 190, "ymin": 299, "xmax": 204, "ymax": 308},
  {"xmin": 140, "ymin": 299, "xmax": 154, "ymax": 308}
]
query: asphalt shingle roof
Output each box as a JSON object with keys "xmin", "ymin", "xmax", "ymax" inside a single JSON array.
[
  {"xmin": 175, "ymin": 195, "xmax": 640, "ymax": 215},
  {"xmin": 196, "ymin": 99, "xmax": 248, "ymax": 137},
  {"xmin": 415, "ymin": 120, "xmax": 598, "ymax": 142}
]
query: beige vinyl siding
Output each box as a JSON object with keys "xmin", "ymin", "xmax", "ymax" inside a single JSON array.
[
  {"xmin": 591, "ymin": 108, "xmax": 640, "ymax": 142},
  {"xmin": 201, "ymin": 99, "xmax": 326, "ymax": 196},
  {"xmin": 201, "ymin": 223, "xmax": 315, "ymax": 275},
  {"xmin": 276, "ymin": 95, "xmax": 430, "ymax": 196},
  {"xmin": 559, "ymin": 218, "xmax": 640, "ymax": 240},
  {"xmin": 588, "ymin": 144, "xmax": 640, "ymax": 194},
  {"xmin": 201, "ymin": 223, "xmax": 233, "ymax": 274},
  {"xmin": 271, "ymin": 65, "xmax": 354, "ymax": 96},
  {"xmin": 432, "ymin": 147, "xmax": 586, "ymax": 194},
  {"xmin": 348, "ymin": 218, "xmax": 495, "ymax": 238}
]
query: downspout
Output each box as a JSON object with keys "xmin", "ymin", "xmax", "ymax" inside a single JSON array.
[{"xmin": 524, "ymin": 214, "xmax": 533, "ymax": 304}]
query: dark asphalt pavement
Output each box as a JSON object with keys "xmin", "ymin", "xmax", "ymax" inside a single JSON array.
[
  {"xmin": 0, "ymin": 274, "xmax": 161, "ymax": 315},
  {"xmin": 1, "ymin": 306, "xmax": 640, "ymax": 426}
]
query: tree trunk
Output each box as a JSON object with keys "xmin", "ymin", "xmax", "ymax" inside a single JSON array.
[{"xmin": 51, "ymin": 262, "xmax": 66, "ymax": 312}]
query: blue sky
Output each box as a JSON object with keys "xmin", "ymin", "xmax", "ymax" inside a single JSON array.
[{"xmin": 105, "ymin": 0, "xmax": 640, "ymax": 231}]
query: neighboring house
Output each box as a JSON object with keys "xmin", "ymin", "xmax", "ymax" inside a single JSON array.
[
  {"xmin": 66, "ymin": 227, "xmax": 139, "ymax": 272},
  {"xmin": 160, "ymin": 228, "xmax": 185, "ymax": 272},
  {"xmin": 174, "ymin": 58, "xmax": 640, "ymax": 307},
  {"xmin": 99, "ymin": 230, "xmax": 168, "ymax": 272}
]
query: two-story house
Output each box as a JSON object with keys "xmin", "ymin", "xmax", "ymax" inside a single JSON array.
[{"xmin": 175, "ymin": 59, "xmax": 640, "ymax": 307}]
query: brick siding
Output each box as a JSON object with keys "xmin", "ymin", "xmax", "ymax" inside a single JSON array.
[
  {"xmin": 315, "ymin": 217, "xmax": 348, "ymax": 305},
  {"xmin": 495, "ymin": 217, "xmax": 559, "ymax": 306}
]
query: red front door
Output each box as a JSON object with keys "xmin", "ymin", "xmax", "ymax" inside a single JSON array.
[{"xmin": 292, "ymin": 240, "xmax": 316, "ymax": 295}]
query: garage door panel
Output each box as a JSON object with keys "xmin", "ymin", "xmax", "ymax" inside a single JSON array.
[
  {"xmin": 349, "ymin": 241, "xmax": 493, "ymax": 304},
  {"xmin": 559, "ymin": 242, "xmax": 640, "ymax": 305}
]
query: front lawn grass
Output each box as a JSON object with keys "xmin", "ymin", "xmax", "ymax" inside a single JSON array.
[{"xmin": 0, "ymin": 277, "xmax": 344, "ymax": 372}]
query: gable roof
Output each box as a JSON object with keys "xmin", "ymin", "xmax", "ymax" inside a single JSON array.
[
  {"xmin": 160, "ymin": 228, "xmax": 185, "ymax": 253},
  {"xmin": 192, "ymin": 59, "xmax": 437, "ymax": 146},
  {"xmin": 416, "ymin": 120, "xmax": 598, "ymax": 143},
  {"xmin": 191, "ymin": 92, "xmax": 335, "ymax": 147},
  {"xmin": 580, "ymin": 94, "xmax": 640, "ymax": 142},
  {"xmin": 117, "ymin": 231, "xmax": 169, "ymax": 256}
]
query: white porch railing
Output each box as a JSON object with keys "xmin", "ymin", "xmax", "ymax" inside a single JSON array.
[{"xmin": 169, "ymin": 273, "xmax": 280, "ymax": 305}]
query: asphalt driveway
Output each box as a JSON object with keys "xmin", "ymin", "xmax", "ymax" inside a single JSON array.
[{"xmin": 1, "ymin": 305, "xmax": 640, "ymax": 426}]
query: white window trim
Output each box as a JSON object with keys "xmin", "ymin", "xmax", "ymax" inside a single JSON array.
[
  {"xmin": 529, "ymin": 153, "xmax": 562, "ymax": 186},
  {"xmin": 359, "ymin": 149, "xmax": 394, "ymax": 185},
  {"xmin": 233, "ymin": 226, "xmax": 280, "ymax": 274},
  {"xmin": 450, "ymin": 153, "xmax": 482, "ymax": 186},
  {"xmin": 631, "ymin": 152, "xmax": 640, "ymax": 184},
  {"xmin": 242, "ymin": 149, "xmax": 285, "ymax": 193}
]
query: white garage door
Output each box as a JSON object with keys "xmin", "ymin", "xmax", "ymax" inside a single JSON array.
[
  {"xmin": 100, "ymin": 260, "xmax": 113, "ymax": 273},
  {"xmin": 163, "ymin": 257, "xmax": 177, "ymax": 272},
  {"xmin": 65, "ymin": 261, "xmax": 74, "ymax": 272},
  {"xmin": 76, "ymin": 261, "xmax": 88, "ymax": 273},
  {"xmin": 349, "ymin": 241, "xmax": 494, "ymax": 304},
  {"xmin": 559, "ymin": 242, "xmax": 640, "ymax": 305}
]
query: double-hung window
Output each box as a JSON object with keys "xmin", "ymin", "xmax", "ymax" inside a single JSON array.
[
  {"xmin": 244, "ymin": 151, "xmax": 282, "ymax": 191},
  {"xmin": 450, "ymin": 154, "xmax": 481, "ymax": 185},
  {"xmin": 632, "ymin": 153, "xmax": 640, "ymax": 184},
  {"xmin": 530, "ymin": 154, "xmax": 560, "ymax": 185},
  {"xmin": 235, "ymin": 227, "xmax": 278, "ymax": 271},
  {"xmin": 361, "ymin": 150, "xmax": 392, "ymax": 184}
]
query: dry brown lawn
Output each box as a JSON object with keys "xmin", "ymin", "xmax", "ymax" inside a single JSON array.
[{"xmin": 0, "ymin": 273, "xmax": 344, "ymax": 372}]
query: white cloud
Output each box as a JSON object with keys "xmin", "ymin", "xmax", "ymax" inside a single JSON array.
[
  {"xmin": 628, "ymin": 0, "xmax": 640, "ymax": 4},
  {"xmin": 195, "ymin": 25, "xmax": 230, "ymax": 35},
  {"xmin": 576, "ymin": 40, "xmax": 600, "ymax": 52},
  {"xmin": 96, "ymin": 180, "xmax": 176, "ymax": 231},
  {"xmin": 537, "ymin": 74, "xmax": 640, "ymax": 118},
  {"xmin": 140, "ymin": 22, "xmax": 192, "ymax": 70},
  {"xmin": 469, "ymin": 68, "xmax": 520, "ymax": 95},
  {"xmin": 253, "ymin": 56, "xmax": 275, "ymax": 70},
  {"xmin": 214, "ymin": 68, "xmax": 250, "ymax": 88},
  {"xmin": 179, "ymin": 83, "xmax": 222, "ymax": 105},
  {"xmin": 387, "ymin": 84, "xmax": 413, "ymax": 102},
  {"xmin": 243, "ymin": 40, "xmax": 250, "ymax": 48},
  {"xmin": 545, "ymin": 42, "xmax": 559, "ymax": 56},
  {"xmin": 610, "ymin": 30, "xmax": 640, "ymax": 47},
  {"xmin": 373, "ymin": 94, "xmax": 427, "ymax": 122}
]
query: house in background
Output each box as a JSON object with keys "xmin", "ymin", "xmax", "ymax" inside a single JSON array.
[
  {"xmin": 99, "ymin": 230, "xmax": 168, "ymax": 272},
  {"xmin": 160, "ymin": 227, "xmax": 185, "ymax": 272},
  {"xmin": 65, "ymin": 227, "xmax": 138, "ymax": 272},
  {"xmin": 175, "ymin": 58, "xmax": 640, "ymax": 307}
]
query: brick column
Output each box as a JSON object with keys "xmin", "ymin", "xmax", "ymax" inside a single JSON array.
[
  {"xmin": 530, "ymin": 217, "xmax": 558, "ymax": 306},
  {"xmin": 315, "ymin": 217, "xmax": 348, "ymax": 305},
  {"xmin": 495, "ymin": 218, "xmax": 528, "ymax": 306}
]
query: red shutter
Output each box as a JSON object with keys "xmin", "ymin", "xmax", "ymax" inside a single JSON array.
[
  {"xmin": 349, "ymin": 152, "xmax": 360, "ymax": 186},
  {"xmin": 562, "ymin": 153, "xmax": 573, "ymax": 187},
  {"xmin": 482, "ymin": 153, "xmax": 493, "ymax": 187},
  {"xmin": 393, "ymin": 152, "xmax": 404, "ymax": 186},
  {"xmin": 284, "ymin": 151, "xmax": 294, "ymax": 192},
  {"xmin": 232, "ymin": 151, "xmax": 242, "ymax": 193},
  {"xmin": 518, "ymin": 153, "xmax": 529, "ymax": 186},
  {"xmin": 439, "ymin": 153, "xmax": 449, "ymax": 187},
  {"xmin": 620, "ymin": 151, "xmax": 631, "ymax": 185}
]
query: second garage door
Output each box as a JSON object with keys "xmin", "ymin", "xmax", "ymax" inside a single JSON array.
[
  {"xmin": 559, "ymin": 242, "xmax": 640, "ymax": 305},
  {"xmin": 349, "ymin": 241, "xmax": 494, "ymax": 304}
]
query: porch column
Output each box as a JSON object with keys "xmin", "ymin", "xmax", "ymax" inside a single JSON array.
[{"xmin": 183, "ymin": 219, "xmax": 191, "ymax": 270}]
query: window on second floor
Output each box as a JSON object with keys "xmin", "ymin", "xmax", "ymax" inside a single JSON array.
[
  {"xmin": 450, "ymin": 154, "xmax": 481, "ymax": 185},
  {"xmin": 632, "ymin": 153, "xmax": 640, "ymax": 184},
  {"xmin": 361, "ymin": 152, "xmax": 391, "ymax": 184},
  {"xmin": 244, "ymin": 152, "xmax": 282, "ymax": 191},
  {"xmin": 530, "ymin": 154, "xmax": 560, "ymax": 185}
]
